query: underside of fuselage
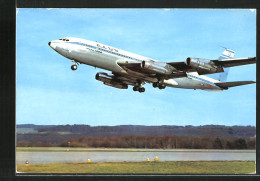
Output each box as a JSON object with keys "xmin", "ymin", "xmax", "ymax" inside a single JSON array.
[{"xmin": 166, "ymin": 77, "xmax": 222, "ymax": 91}]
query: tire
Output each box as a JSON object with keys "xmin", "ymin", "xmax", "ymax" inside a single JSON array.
[
  {"xmin": 133, "ymin": 86, "xmax": 139, "ymax": 91},
  {"xmin": 159, "ymin": 85, "xmax": 166, "ymax": 89},
  {"xmin": 71, "ymin": 64, "xmax": 77, "ymax": 70},
  {"xmin": 139, "ymin": 87, "xmax": 145, "ymax": 92}
]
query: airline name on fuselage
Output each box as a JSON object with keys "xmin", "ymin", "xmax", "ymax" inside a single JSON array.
[{"xmin": 96, "ymin": 43, "xmax": 119, "ymax": 53}]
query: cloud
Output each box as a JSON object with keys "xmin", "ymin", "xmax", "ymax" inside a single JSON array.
[{"xmin": 249, "ymin": 9, "xmax": 256, "ymax": 13}]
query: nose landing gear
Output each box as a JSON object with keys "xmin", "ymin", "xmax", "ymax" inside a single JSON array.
[{"xmin": 71, "ymin": 61, "xmax": 79, "ymax": 71}]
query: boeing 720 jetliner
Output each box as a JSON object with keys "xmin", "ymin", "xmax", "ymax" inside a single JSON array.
[{"xmin": 49, "ymin": 37, "xmax": 256, "ymax": 93}]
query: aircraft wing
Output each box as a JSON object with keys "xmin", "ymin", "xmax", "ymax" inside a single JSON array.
[
  {"xmin": 118, "ymin": 61, "xmax": 188, "ymax": 79},
  {"xmin": 166, "ymin": 62, "xmax": 190, "ymax": 71},
  {"xmin": 166, "ymin": 57, "xmax": 256, "ymax": 76},
  {"xmin": 211, "ymin": 57, "xmax": 256, "ymax": 68},
  {"xmin": 97, "ymin": 58, "xmax": 256, "ymax": 90},
  {"xmin": 116, "ymin": 57, "xmax": 256, "ymax": 81}
]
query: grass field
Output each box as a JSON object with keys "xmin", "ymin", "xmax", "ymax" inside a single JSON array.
[{"xmin": 17, "ymin": 161, "xmax": 255, "ymax": 174}]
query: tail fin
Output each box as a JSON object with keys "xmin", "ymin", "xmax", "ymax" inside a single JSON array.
[
  {"xmin": 217, "ymin": 48, "xmax": 235, "ymax": 82},
  {"xmin": 218, "ymin": 48, "xmax": 235, "ymax": 60}
]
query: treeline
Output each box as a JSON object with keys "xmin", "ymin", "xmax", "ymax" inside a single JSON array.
[
  {"xmin": 17, "ymin": 135, "xmax": 255, "ymax": 149},
  {"xmin": 34, "ymin": 124, "xmax": 255, "ymax": 138}
]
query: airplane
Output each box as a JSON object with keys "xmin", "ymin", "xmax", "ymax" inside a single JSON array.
[{"xmin": 48, "ymin": 37, "xmax": 256, "ymax": 93}]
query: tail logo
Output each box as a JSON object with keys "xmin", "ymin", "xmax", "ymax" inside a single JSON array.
[{"xmin": 220, "ymin": 49, "xmax": 235, "ymax": 59}]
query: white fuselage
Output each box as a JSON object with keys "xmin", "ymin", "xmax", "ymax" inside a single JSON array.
[{"xmin": 49, "ymin": 37, "xmax": 222, "ymax": 91}]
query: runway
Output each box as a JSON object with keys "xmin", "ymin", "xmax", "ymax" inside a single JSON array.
[{"xmin": 16, "ymin": 148, "xmax": 255, "ymax": 165}]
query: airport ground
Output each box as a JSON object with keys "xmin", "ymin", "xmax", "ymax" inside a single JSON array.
[
  {"xmin": 16, "ymin": 147, "xmax": 256, "ymax": 153},
  {"xmin": 16, "ymin": 147, "xmax": 256, "ymax": 174}
]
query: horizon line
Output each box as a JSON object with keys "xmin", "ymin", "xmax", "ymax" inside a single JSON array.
[{"xmin": 16, "ymin": 123, "xmax": 256, "ymax": 127}]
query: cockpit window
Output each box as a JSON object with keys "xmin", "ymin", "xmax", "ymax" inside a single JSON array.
[{"xmin": 59, "ymin": 38, "xmax": 69, "ymax": 41}]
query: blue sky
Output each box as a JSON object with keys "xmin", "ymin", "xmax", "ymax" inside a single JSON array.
[{"xmin": 16, "ymin": 9, "xmax": 256, "ymax": 126}]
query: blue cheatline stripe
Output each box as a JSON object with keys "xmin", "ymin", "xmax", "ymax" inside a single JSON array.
[
  {"xmin": 221, "ymin": 53, "xmax": 232, "ymax": 58},
  {"xmin": 67, "ymin": 42, "xmax": 86, "ymax": 46},
  {"xmin": 66, "ymin": 42, "xmax": 142, "ymax": 62},
  {"xmin": 226, "ymin": 49, "xmax": 234, "ymax": 53},
  {"xmin": 67, "ymin": 42, "xmax": 97, "ymax": 49},
  {"xmin": 220, "ymin": 54, "xmax": 232, "ymax": 59}
]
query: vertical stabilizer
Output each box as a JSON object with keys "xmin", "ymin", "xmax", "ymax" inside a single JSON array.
[
  {"xmin": 216, "ymin": 48, "xmax": 235, "ymax": 82},
  {"xmin": 218, "ymin": 48, "xmax": 235, "ymax": 60}
]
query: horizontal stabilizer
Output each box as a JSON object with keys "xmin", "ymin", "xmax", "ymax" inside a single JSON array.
[{"xmin": 215, "ymin": 81, "xmax": 256, "ymax": 89}]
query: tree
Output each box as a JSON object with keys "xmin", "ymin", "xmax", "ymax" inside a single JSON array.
[
  {"xmin": 234, "ymin": 138, "xmax": 247, "ymax": 149},
  {"xmin": 213, "ymin": 138, "xmax": 223, "ymax": 149}
]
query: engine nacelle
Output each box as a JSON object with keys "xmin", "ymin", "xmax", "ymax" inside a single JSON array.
[
  {"xmin": 141, "ymin": 61, "xmax": 174, "ymax": 75},
  {"xmin": 186, "ymin": 57, "xmax": 221, "ymax": 73},
  {"xmin": 95, "ymin": 73, "xmax": 128, "ymax": 89}
]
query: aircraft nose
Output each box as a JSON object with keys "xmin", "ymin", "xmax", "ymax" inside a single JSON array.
[{"xmin": 48, "ymin": 41, "xmax": 57, "ymax": 49}]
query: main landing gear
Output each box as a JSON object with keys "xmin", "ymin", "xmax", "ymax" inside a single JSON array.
[
  {"xmin": 133, "ymin": 80, "xmax": 145, "ymax": 93},
  {"xmin": 153, "ymin": 82, "xmax": 166, "ymax": 89},
  {"xmin": 133, "ymin": 86, "xmax": 145, "ymax": 93}
]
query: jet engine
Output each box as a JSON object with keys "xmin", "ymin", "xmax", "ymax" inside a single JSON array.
[
  {"xmin": 186, "ymin": 57, "xmax": 222, "ymax": 73},
  {"xmin": 141, "ymin": 61, "xmax": 174, "ymax": 75},
  {"xmin": 95, "ymin": 73, "xmax": 128, "ymax": 89}
]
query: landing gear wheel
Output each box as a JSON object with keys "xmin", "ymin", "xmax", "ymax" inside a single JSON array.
[
  {"xmin": 158, "ymin": 85, "xmax": 166, "ymax": 89},
  {"xmin": 153, "ymin": 82, "xmax": 158, "ymax": 88},
  {"xmin": 71, "ymin": 64, "xmax": 77, "ymax": 71},
  {"xmin": 133, "ymin": 86, "xmax": 139, "ymax": 91},
  {"xmin": 139, "ymin": 87, "xmax": 145, "ymax": 93}
]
